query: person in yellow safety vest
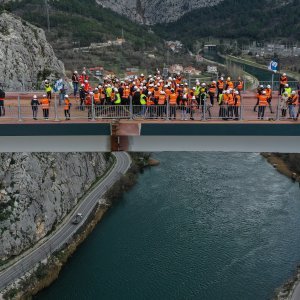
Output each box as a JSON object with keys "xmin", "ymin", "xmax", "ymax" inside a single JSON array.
[
  {"xmin": 168, "ymin": 88, "xmax": 178, "ymax": 120},
  {"xmin": 113, "ymin": 88, "xmax": 121, "ymax": 104},
  {"xmin": 41, "ymin": 94, "xmax": 50, "ymax": 120},
  {"xmin": 64, "ymin": 95, "xmax": 71, "ymax": 120},
  {"xmin": 258, "ymin": 91, "xmax": 268, "ymax": 120},
  {"xmin": 44, "ymin": 80, "xmax": 52, "ymax": 100},
  {"xmin": 219, "ymin": 90, "xmax": 227, "ymax": 119},
  {"xmin": 284, "ymin": 84, "xmax": 292, "ymax": 97},
  {"xmin": 194, "ymin": 82, "xmax": 201, "ymax": 105},
  {"xmin": 140, "ymin": 92, "xmax": 147, "ymax": 117},
  {"xmin": 234, "ymin": 91, "xmax": 241, "ymax": 120},
  {"xmin": 105, "ymin": 84, "xmax": 113, "ymax": 104}
]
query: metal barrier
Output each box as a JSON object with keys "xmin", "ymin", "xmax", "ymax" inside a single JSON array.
[{"xmin": 0, "ymin": 100, "xmax": 299, "ymax": 122}]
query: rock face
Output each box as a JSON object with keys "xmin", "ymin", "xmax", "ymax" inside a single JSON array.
[
  {"xmin": 96, "ymin": 0, "xmax": 224, "ymax": 24},
  {"xmin": 0, "ymin": 12, "xmax": 64, "ymax": 91},
  {"xmin": 0, "ymin": 153, "xmax": 112, "ymax": 260}
]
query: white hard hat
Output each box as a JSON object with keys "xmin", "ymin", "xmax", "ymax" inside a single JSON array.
[
  {"xmin": 201, "ymin": 83, "xmax": 206, "ymax": 86},
  {"xmin": 141, "ymin": 73, "xmax": 144, "ymax": 77},
  {"xmin": 43, "ymin": 94, "xmax": 46, "ymax": 97},
  {"xmin": 259, "ymin": 85, "xmax": 264, "ymax": 88},
  {"xmin": 84, "ymin": 80, "xmax": 88, "ymax": 83},
  {"xmin": 226, "ymin": 90, "xmax": 230, "ymax": 94},
  {"xmin": 285, "ymin": 84, "xmax": 289, "ymax": 87},
  {"xmin": 89, "ymin": 92, "xmax": 94, "ymax": 95},
  {"xmin": 192, "ymin": 87, "xmax": 196, "ymax": 90},
  {"xmin": 222, "ymin": 91, "xmax": 226, "ymax": 94},
  {"xmin": 283, "ymin": 73, "xmax": 286, "ymax": 76},
  {"xmin": 81, "ymin": 84, "xmax": 85, "ymax": 87},
  {"xmin": 292, "ymin": 91, "xmax": 296, "ymax": 95},
  {"xmin": 262, "ymin": 91, "xmax": 266, "ymax": 95},
  {"xmin": 95, "ymin": 88, "xmax": 99, "ymax": 91},
  {"xmin": 235, "ymin": 91, "xmax": 239, "ymax": 95},
  {"xmin": 74, "ymin": 71, "xmax": 78, "ymax": 74},
  {"xmin": 212, "ymin": 81, "xmax": 216, "ymax": 84},
  {"xmin": 82, "ymin": 71, "xmax": 86, "ymax": 75},
  {"xmin": 227, "ymin": 77, "xmax": 231, "ymax": 81},
  {"xmin": 136, "ymin": 88, "xmax": 140, "ymax": 92},
  {"xmin": 64, "ymin": 94, "xmax": 69, "ymax": 98},
  {"xmin": 148, "ymin": 92, "xmax": 152, "ymax": 95},
  {"xmin": 192, "ymin": 96, "xmax": 196, "ymax": 100},
  {"xmin": 45, "ymin": 80, "xmax": 48, "ymax": 83},
  {"xmin": 220, "ymin": 77, "xmax": 224, "ymax": 80},
  {"xmin": 267, "ymin": 85, "xmax": 271, "ymax": 89},
  {"xmin": 114, "ymin": 88, "xmax": 118, "ymax": 92},
  {"xmin": 33, "ymin": 95, "xmax": 37, "ymax": 99}
]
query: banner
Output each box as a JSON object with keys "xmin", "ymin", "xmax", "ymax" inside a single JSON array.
[{"xmin": 268, "ymin": 61, "xmax": 278, "ymax": 73}]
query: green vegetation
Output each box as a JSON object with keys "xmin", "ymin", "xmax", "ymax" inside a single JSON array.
[{"xmin": 155, "ymin": 0, "xmax": 300, "ymax": 48}]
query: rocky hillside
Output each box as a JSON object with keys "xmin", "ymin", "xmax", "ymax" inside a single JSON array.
[
  {"xmin": 0, "ymin": 153, "xmax": 112, "ymax": 261},
  {"xmin": 96, "ymin": 0, "xmax": 223, "ymax": 25},
  {"xmin": 0, "ymin": 12, "xmax": 64, "ymax": 91}
]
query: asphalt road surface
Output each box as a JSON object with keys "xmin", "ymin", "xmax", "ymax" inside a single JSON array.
[{"xmin": 0, "ymin": 152, "xmax": 132, "ymax": 291}]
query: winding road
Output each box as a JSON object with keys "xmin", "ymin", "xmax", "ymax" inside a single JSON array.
[{"xmin": 0, "ymin": 152, "xmax": 132, "ymax": 292}]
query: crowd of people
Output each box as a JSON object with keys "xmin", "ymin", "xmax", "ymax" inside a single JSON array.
[{"xmin": 0, "ymin": 69, "xmax": 299, "ymax": 121}]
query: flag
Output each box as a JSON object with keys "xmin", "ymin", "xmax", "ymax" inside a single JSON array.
[{"xmin": 268, "ymin": 61, "xmax": 278, "ymax": 73}]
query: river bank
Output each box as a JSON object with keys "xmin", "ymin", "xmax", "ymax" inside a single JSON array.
[
  {"xmin": 1, "ymin": 153, "xmax": 154, "ymax": 300},
  {"xmin": 262, "ymin": 153, "xmax": 300, "ymax": 300}
]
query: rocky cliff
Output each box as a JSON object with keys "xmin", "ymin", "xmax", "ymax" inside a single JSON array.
[
  {"xmin": 96, "ymin": 0, "xmax": 223, "ymax": 25},
  {"xmin": 0, "ymin": 153, "xmax": 112, "ymax": 261},
  {"xmin": 0, "ymin": 12, "xmax": 64, "ymax": 91}
]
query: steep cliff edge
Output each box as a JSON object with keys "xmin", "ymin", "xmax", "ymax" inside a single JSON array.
[
  {"xmin": 0, "ymin": 153, "xmax": 112, "ymax": 261},
  {"xmin": 0, "ymin": 12, "xmax": 64, "ymax": 91}
]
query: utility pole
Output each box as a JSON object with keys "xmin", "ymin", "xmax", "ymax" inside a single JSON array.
[{"xmin": 45, "ymin": 0, "xmax": 50, "ymax": 32}]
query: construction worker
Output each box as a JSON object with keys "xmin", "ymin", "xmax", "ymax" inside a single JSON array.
[
  {"xmin": 234, "ymin": 91, "xmax": 241, "ymax": 120},
  {"xmin": 287, "ymin": 91, "xmax": 298, "ymax": 120},
  {"xmin": 194, "ymin": 82, "xmax": 201, "ymax": 105},
  {"xmin": 105, "ymin": 84, "xmax": 113, "ymax": 104},
  {"xmin": 284, "ymin": 84, "xmax": 292, "ymax": 97},
  {"xmin": 79, "ymin": 84, "xmax": 86, "ymax": 111},
  {"xmin": 227, "ymin": 90, "xmax": 235, "ymax": 119},
  {"xmin": 208, "ymin": 81, "xmax": 217, "ymax": 105},
  {"xmin": 258, "ymin": 91, "xmax": 268, "ymax": 120},
  {"xmin": 31, "ymin": 95, "xmax": 39, "ymax": 120},
  {"xmin": 85, "ymin": 92, "xmax": 93, "ymax": 119},
  {"xmin": 217, "ymin": 77, "xmax": 224, "ymax": 101},
  {"xmin": 265, "ymin": 85, "xmax": 273, "ymax": 113},
  {"xmin": 64, "ymin": 95, "xmax": 71, "ymax": 120},
  {"xmin": 280, "ymin": 92, "xmax": 289, "ymax": 118},
  {"xmin": 140, "ymin": 91, "xmax": 147, "ymax": 117},
  {"xmin": 93, "ymin": 88, "xmax": 101, "ymax": 117},
  {"xmin": 146, "ymin": 92, "xmax": 156, "ymax": 118},
  {"xmin": 44, "ymin": 80, "xmax": 52, "ymax": 100},
  {"xmin": 79, "ymin": 71, "xmax": 89, "ymax": 84},
  {"xmin": 72, "ymin": 71, "xmax": 79, "ymax": 97},
  {"xmin": 236, "ymin": 77, "xmax": 244, "ymax": 93},
  {"xmin": 122, "ymin": 85, "xmax": 130, "ymax": 105},
  {"xmin": 254, "ymin": 85, "xmax": 264, "ymax": 112},
  {"xmin": 279, "ymin": 73, "xmax": 288, "ymax": 95},
  {"xmin": 200, "ymin": 83, "xmax": 207, "ymax": 113},
  {"xmin": 221, "ymin": 90, "xmax": 229, "ymax": 120},
  {"xmin": 168, "ymin": 89, "xmax": 178, "ymax": 120},
  {"xmin": 41, "ymin": 94, "xmax": 50, "ymax": 120},
  {"xmin": 226, "ymin": 77, "xmax": 234, "ymax": 90},
  {"xmin": 158, "ymin": 91, "xmax": 166, "ymax": 119},
  {"xmin": 0, "ymin": 87, "xmax": 5, "ymax": 117}
]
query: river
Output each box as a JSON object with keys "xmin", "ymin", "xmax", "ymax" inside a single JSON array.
[{"xmin": 36, "ymin": 153, "xmax": 300, "ymax": 300}]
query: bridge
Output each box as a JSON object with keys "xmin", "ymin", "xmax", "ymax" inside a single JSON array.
[{"xmin": 1, "ymin": 92, "xmax": 300, "ymax": 152}]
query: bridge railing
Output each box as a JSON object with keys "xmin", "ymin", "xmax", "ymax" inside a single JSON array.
[
  {"xmin": 258, "ymin": 81, "xmax": 299, "ymax": 90},
  {"xmin": 0, "ymin": 97, "xmax": 299, "ymax": 122}
]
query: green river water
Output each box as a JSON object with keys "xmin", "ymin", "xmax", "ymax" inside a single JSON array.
[{"xmin": 36, "ymin": 152, "xmax": 300, "ymax": 300}]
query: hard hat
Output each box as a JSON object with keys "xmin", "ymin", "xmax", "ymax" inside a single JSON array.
[
  {"xmin": 148, "ymin": 92, "xmax": 152, "ymax": 95},
  {"xmin": 45, "ymin": 80, "xmax": 48, "ymax": 83},
  {"xmin": 89, "ymin": 92, "xmax": 94, "ymax": 95},
  {"xmin": 196, "ymin": 81, "xmax": 200, "ymax": 85},
  {"xmin": 184, "ymin": 83, "xmax": 188, "ymax": 86},
  {"xmin": 192, "ymin": 87, "xmax": 196, "ymax": 90},
  {"xmin": 43, "ymin": 94, "xmax": 46, "ymax": 97},
  {"xmin": 235, "ymin": 91, "xmax": 239, "ymax": 95},
  {"xmin": 64, "ymin": 94, "xmax": 69, "ymax": 98},
  {"xmin": 226, "ymin": 90, "xmax": 230, "ymax": 94},
  {"xmin": 267, "ymin": 85, "xmax": 271, "ymax": 89},
  {"xmin": 222, "ymin": 90, "xmax": 226, "ymax": 94},
  {"xmin": 81, "ymin": 84, "xmax": 85, "ymax": 87},
  {"xmin": 212, "ymin": 81, "xmax": 216, "ymax": 84},
  {"xmin": 259, "ymin": 85, "xmax": 264, "ymax": 88},
  {"xmin": 171, "ymin": 88, "xmax": 174, "ymax": 92},
  {"xmin": 220, "ymin": 77, "xmax": 224, "ymax": 80},
  {"xmin": 284, "ymin": 92, "xmax": 288, "ymax": 96},
  {"xmin": 82, "ymin": 71, "xmax": 86, "ymax": 75},
  {"xmin": 74, "ymin": 71, "xmax": 78, "ymax": 74},
  {"xmin": 136, "ymin": 88, "xmax": 140, "ymax": 92},
  {"xmin": 33, "ymin": 95, "xmax": 37, "ymax": 99},
  {"xmin": 84, "ymin": 80, "xmax": 88, "ymax": 83},
  {"xmin": 292, "ymin": 91, "xmax": 296, "ymax": 95},
  {"xmin": 141, "ymin": 73, "xmax": 144, "ymax": 77},
  {"xmin": 262, "ymin": 91, "xmax": 267, "ymax": 95},
  {"xmin": 192, "ymin": 96, "xmax": 196, "ymax": 100},
  {"xmin": 285, "ymin": 84, "xmax": 289, "ymax": 87},
  {"xmin": 283, "ymin": 73, "xmax": 286, "ymax": 76},
  {"xmin": 168, "ymin": 77, "xmax": 172, "ymax": 81},
  {"xmin": 227, "ymin": 77, "xmax": 231, "ymax": 81},
  {"xmin": 201, "ymin": 83, "xmax": 206, "ymax": 86},
  {"xmin": 114, "ymin": 88, "xmax": 118, "ymax": 92}
]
